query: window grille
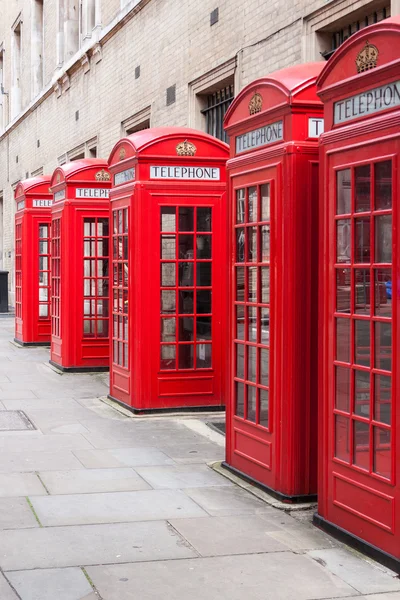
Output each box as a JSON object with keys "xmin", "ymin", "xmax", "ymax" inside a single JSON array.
[{"xmin": 201, "ymin": 84, "xmax": 234, "ymax": 143}]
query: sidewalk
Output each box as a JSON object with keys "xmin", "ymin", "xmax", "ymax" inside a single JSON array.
[{"xmin": 0, "ymin": 318, "xmax": 399, "ymax": 600}]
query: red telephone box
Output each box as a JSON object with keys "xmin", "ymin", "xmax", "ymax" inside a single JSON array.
[
  {"xmin": 107, "ymin": 127, "xmax": 229, "ymax": 413},
  {"xmin": 223, "ymin": 63, "xmax": 324, "ymax": 501},
  {"xmin": 14, "ymin": 176, "xmax": 52, "ymax": 346},
  {"xmin": 316, "ymin": 17, "xmax": 400, "ymax": 570},
  {"xmin": 49, "ymin": 159, "xmax": 111, "ymax": 371}
]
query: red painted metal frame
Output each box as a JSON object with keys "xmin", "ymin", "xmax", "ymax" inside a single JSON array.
[
  {"xmin": 14, "ymin": 176, "xmax": 52, "ymax": 346},
  {"xmin": 49, "ymin": 159, "xmax": 111, "ymax": 371},
  {"xmin": 224, "ymin": 63, "xmax": 324, "ymax": 500},
  {"xmin": 316, "ymin": 16, "xmax": 400, "ymax": 565},
  {"xmin": 107, "ymin": 127, "xmax": 229, "ymax": 413}
]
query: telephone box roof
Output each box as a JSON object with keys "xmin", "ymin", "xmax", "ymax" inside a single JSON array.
[
  {"xmin": 15, "ymin": 175, "xmax": 51, "ymax": 200},
  {"xmin": 50, "ymin": 159, "xmax": 110, "ymax": 188}
]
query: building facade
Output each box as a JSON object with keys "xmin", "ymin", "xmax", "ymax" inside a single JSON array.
[{"xmin": 0, "ymin": 0, "xmax": 397, "ymax": 304}]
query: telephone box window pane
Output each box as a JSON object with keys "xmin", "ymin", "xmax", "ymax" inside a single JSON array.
[
  {"xmin": 336, "ymin": 269, "xmax": 351, "ymax": 313},
  {"xmin": 335, "ymin": 415, "xmax": 350, "ymax": 462},
  {"xmin": 39, "ymin": 241, "xmax": 48, "ymax": 254},
  {"xmin": 354, "ymin": 218, "xmax": 370, "ymax": 263},
  {"xmin": 354, "ymin": 269, "xmax": 370, "ymax": 315},
  {"xmin": 124, "ymin": 344, "xmax": 129, "ymax": 368},
  {"xmin": 335, "ymin": 367, "xmax": 350, "ymax": 412},
  {"xmin": 236, "ymin": 189, "xmax": 245, "ymax": 224},
  {"xmin": 247, "ymin": 227, "xmax": 257, "ymax": 262},
  {"xmin": 123, "ymin": 236, "xmax": 128, "ymax": 260},
  {"xmin": 196, "ymin": 235, "xmax": 211, "ymax": 259},
  {"xmin": 236, "ymin": 229, "xmax": 245, "ymax": 263},
  {"xmin": 83, "ymin": 320, "xmax": 95, "ymax": 336},
  {"xmin": 260, "ymin": 309, "xmax": 270, "ymax": 345},
  {"xmin": 247, "ymin": 307, "xmax": 257, "ymax": 342},
  {"xmin": 197, "ymin": 290, "xmax": 211, "ymax": 314},
  {"xmin": 124, "ymin": 209, "xmax": 128, "ymax": 233},
  {"xmin": 336, "ymin": 318, "xmax": 350, "ymax": 363},
  {"xmin": 354, "ymin": 320, "xmax": 370, "ymax": 367},
  {"xmin": 374, "ymin": 374, "xmax": 391, "ymax": 425},
  {"xmin": 197, "ymin": 263, "xmax": 211, "ymax": 286},
  {"xmin": 197, "ymin": 343, "xmax": 211, "ymax": 368},
  {"xmin": 248, "ymin": 346, "xmax": 256, "ymax": 383},
  {"xmin": 336, "ymin": 220, "xmax": 351, "ymax": 263},
  {"xmin": 259, "ymin": 389, "xmax": 269, "ymax": 428},
  {"xmin": 161, "ymin": 345, "xmax": 176, "ymax": 370},
  {"xmin": 375, "ymin": 215, "xmax": 392, "ymax": 263},
  {"xmin": 197, "ymin": 207, "xmax": 212, "ymax": 232},
  {"xmin": 260, "ymin": 348, "xmax": 269, "ymax": 387},
  {"xmin": 353, "ymin": 421, "xmax": 369, "ymax": 470},
  {"xmin": 375, "ymin": 321, "xmax": 391, "ymax": 371},
  {"xmin": 161, "ymin": 207, "xmax": 176, "ymax": 232},
  {"xmin": 179, "ymin": 235, "xmax": 194, "ymax": 259},
  {"xmin": 248, "ymin": 267, "xmax": 257, "ymax": 303},
  {"xmin": 375, "ymin": 269, "xmax": 392, "ymax": 317},
  {"xmin": 261, "ymin": 268, "xmax": 270, "ymax": 303},
  {"xmin": 373, "ymin": 427, "xmax": 391, "ymax": 479},
  {"xmin": 375, "ymin": 161, "xmax": 392, "ymax": 210},
  {"xmin": 337, "ymin": 169, "xmax": 351, "ymax": 215},
  {"xmin": 97, "ymin": 320, "xmax": 109, "ymax": 338},
  {"xmin": 161, "ymin": 318, "xmax": 176, "ymax": 342},
  {"xmin": 97, "ymin": 260, "xmax": 107, "ymax": 278},
  {"xmin": 124, "ymin": 317, "xmax": 128, "ymax": 341},
  {"xmin": 354, "ymin": 370, "xmax": 370, "ymax": 418},
  {"xmin": 118, "ymin": 212, "xmax": 123, "ymax": 234},
  {"xmin": 197, "ymin": 316, "xmax": 211, "ymax": 340},
  {"xmin": 98, "ymin": 219, "xmax": 109, "ymax": 236},
  {"xmin": 248, "ymin": 187, "xmax": 257, "ymax": 222},
  {"xmin": 39, "ymin": 272, "xmax": 48, "ymax": 286},
  {"xmin": 179, "ymin": 207, "xmax": 194, "ymax": 231},
  {"xmin": 179, "ymin": 317, "xmax": 194, "ymax": 341},
  {"xmin": 39, "ymin": 225, "xmax": 48, "ymax": 238},
  {"xmin": 355, "ymin": 165, "xmax": 371, "ymax": 212},
  {"xmin": 161, "ymin": 263, "xmax": 176, "ymax": 287},
  {"xmin": 97, "ymin": 279, "xmax": 107, "ymax": 297},
  {"xmin": 98, "ymin": 239, "xmax": 109, "ymax": 257},
  {"xmin": 39, "ymin": 305, "xmax": 48, "ymax": 317},
  {"xmin": 261, "ymin": 184, "xmax": 270, "ymax": 221},
  {"xmin": 235, "ymin": 382, "xmax": 244, "ymax": 418},
  {"xmin": 161, "ymin": 235, "xmax": 176, "ymax": 259},
  {"xmin": 236, "ymin": 344, "xmax": 244, "ymax": 379},
  {"xmin": 179, "ymin": 345, "xmax": 194, "ymax": 369},
  {"xmin": 39, "ymin": 288, "xmax": 48, "ymax": 302},
  {"xmin": 236, "ymin": 305, "xmax": 244, "ymax": 340},
  {"xmin": 247, "ymin": 385, "xmax": 256, "ymax": 422},
  {"xmin": 84, "ymin": 220, "xmax": 95, "ymax": 236},
  {"xmin": 236, "ymin": 267, "xmax": 245, "ymax": 301},
  {"xmin": 261, "ymin": 225, "xmax": 270, "ymax": 262},
  {"xmin": 179, "ymin": 291, "xmax": 193, "ymax": 314},
  {"xmin": 39, "ymin": 257, "xmax": 48, "ymax": 271}
]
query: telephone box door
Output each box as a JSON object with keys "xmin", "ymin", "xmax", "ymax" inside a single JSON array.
[{"xmin": 323, "ymin": 142, "xmax": 399, "ymax": 556}]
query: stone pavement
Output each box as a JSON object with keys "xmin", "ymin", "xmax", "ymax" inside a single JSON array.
[{"xmin": 0, "ymin": 318, "xmax": 399, "ymax": 600}]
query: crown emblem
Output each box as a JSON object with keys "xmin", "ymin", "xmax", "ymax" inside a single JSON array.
[
  {"xmin": 249, "ymin": 93, "xmax": 263, "ymax": 115},
  {"xmin": 119, "ymin": 147, "xmax": 126, "ymax": 160},
  {"xmin": 356, "ymin": 41, "xmax": 379, "ymax": 73},
  {"xmin": 56, "ymin": 173, "xmax": 61, "ymax": 183},
  {"xmin": 95, "ymin": 169, "xmax": 111, "ymax": 182},
  {"xmin": 176, "ymin": 140, "xmax": 196, "ymax": 156}
]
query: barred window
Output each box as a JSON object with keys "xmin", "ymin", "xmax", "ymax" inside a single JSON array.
[{"xmin": 201, "ymin": 84, "xmax": 234, "ymax": 143}]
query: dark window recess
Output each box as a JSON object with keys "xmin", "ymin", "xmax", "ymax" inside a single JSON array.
[
  {"xmin": 37, "ymin": 139, "xmax": 40, "ymax": 148},
  {"xmin": 75, "ymin": 110, "xmax": 79, "ymax": 121},
  {"xmin": 166, "ymin": 84, "xmax": 176, "ymax": 106},
  {"xmin": 210, "ymin": 7, "xmax": 219, "ymax": 26},
  {"xmin": 126, "ymin": 119, "xmax": 150, "ymax": 135},
  {"xmin": 321, "ymin": 6, "xmax": 390, "ymax": 60},
  {"xmin": 25, "ymin": 172, "xmax": 29, "ymax": 178},
  {"xmin": 16, "ymin": 156, "xmax": 18, "ymax": 163},
  {"xmin": 201, "ymin": 84, "xmax": 234, "ymax": 143},
  {"xmin": 135, "ymin": 65, "xmax": 140, "ymax": 79}
]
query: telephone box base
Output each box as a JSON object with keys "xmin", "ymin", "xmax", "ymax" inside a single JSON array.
[
  {"xmin": 313, "ymin": 514, "xmax": 400, "ymax": 575},
  {"xmin": 14, "ymin": 338, "xmax": 50, "ymax": 347},
  {"xmin": 222, "ymin": 462, "xmax": 318, "ymax": 504},
  {"xmin": 49, "ymin": 360, "xmax": 109, "ymax": 374},
  {"xmin": 108, "ymin": 394, "xmax": 225, "ymax": 415}
]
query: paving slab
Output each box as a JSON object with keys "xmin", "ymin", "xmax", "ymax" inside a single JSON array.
[
  {"xmin": 74, "ymin": 447, "xmax": 174, "ymax": 468},
  {"xmin": 0, "ymin": 521, "xmax": 196, "ymax": 570},
  {"xmin": 183, "ymin": 485, "xmax": 274, "ymax": 516},
  {"xmin": 0, "ymin": 450, "xmax": 84, "ymax": 473},
  {"xmin": 308, "ymin": 548, "xmax": 400, "ymax": 594},
  {"xmin": 265, "ymin": 525, "xmax": 339, "ymax": 551},
  {"xmin": 0, "ymin": 498, "xmax": 39, "ymax": 529},
  {"xmin": 49, "ymin": 424, "xmax": 89, "ymax": 435},
  {"xmin": 86, "ymin": 552, "xmax": 356, "ymax": 600},
  {"xmin": 30, "ymin": 489, "xmax": 208, "ymax": 526},
  {"xmin": 135, "ymin": 465, "xmax": 233, "ymax": 489},
  {"xmin": 0, "ymin": 434, "xmax": 93, "ymax": 452},
  {"xmin": 0, "ymin": 473, "xmax": 46, "ymax": 497},
  {"xmin": 6, "ymin": 567, "xmax": 94, "ymax": 600},
  {"xmin": 159, "ymin": 442, "xmax": 225, "ymax": 464},
  {"xmin": 39, "ymin": 468, "xmax": 151, "ymax": 494},
  {"xmin": 0, "ymin": 572, "xmax": 18, "ymax": 599}
]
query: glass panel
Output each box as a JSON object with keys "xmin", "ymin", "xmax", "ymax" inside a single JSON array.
[
  {"xmin": 236, "ymin": 305, "xmax": 245, "ymax": 341},
  {"xmin": 354, "ymin": 269, "xmax": 370, "ymax": 314},
  {"xmin": 161, "ymin": 318, "xmax": 176, "ymax": 342},
  {"xmin": 196, "ymin": 235, "xmax": 211, "ymax": 259},
  {"xmin": 179, "ymin": 234, "xmax": 194, "ymax": 259},
  {"xmin": 39, "ymin": 272, "xmax": 48, "ymax": 286},
  {"xmin": 179, "ymin": 317, "xmax": 194, "ymax": 341},
  {"xmin": 84, "ymin": 280, "xmax": 92, "ymax": 297},
  {"xmin": 124, "ymin": 208, "xmax": 129, "ymax": 233},
  {"xmin": 337, "ymin": 169, "xmax": 351, "ymax": 214},
  {"xmin": 248, "ymin": 267, "xmax": 257, "ymax": 303},
  {"xmin": 247, "ymin": 227, "xmax": 257, "ymax": 263},
  {"xmin": 374, "ymin": 374, "xmax": 391, "ymax": 425},
  {"xmin": 248, "ymin": 346, "xmax": 256, "ymax": 382},
  {"xmin": 97, "ymin": 279, "xmax": 107, "ymax": 297},
  {"xmin": 197, "ymin": 343, "xmax": 211, "ymax": 368},
  {"xmin": 161, "ymin": 345, "xmax": 176, "ymax": 369},
  {"xmin": 335, "ymin": 366, "xmax": 350, "ymax": 412},
  {"xmin": 260, "ymin": 348, "xmax": 269, "ymax": 387},
  {"xmin": 97, "ymin": 319, "xmax": 109, "ymax": 337},
  {"xmin": 179, "ymin": 291, "xmax": 194, "ymax": 314},
  {"xmin": 353, "ymin": 420, "xmax": 369, "ymax": 470},
  {"xmin": 179, "ymin": 345, "xmax": 194, "ymax": 369},
  {"xmin": 235, "ymin": 381, "xmax": 244, "ymax": 418},
  {"xmin": 39, "ymin": 257, "xmax": 48, "ymax": 271},
  {"xmin": 197, "ymin": 290, "xmax": 211, "ymax": 314},
  {"xmin": 335, "ymin": 415, "xmax": 350, "ymax": 462},
  {"xmin": 375, "ymin": 268, "xmax": 392, "ymax": 317},
  {"xmin": 373, "ymin": 427, "xmax": 391, "ymax": 479},
  {"xmin": 354, "ymin": 218, "xmax": 370, "ymax": 263},
  {"xmin": 261, "ymin": 268, "xmax": 270, "ymax": 303},
  {"xmin": 247, "ymin": 385, "xmax": 256, "ymax": 422},
  {"xmin": 355, "ymin": 164, "xmax": 370, "ymax": 212},
  {"xmin": 161, "ymin": 263, "xmax": 176, "ymax": 287},
  {"xmin": 84, "ymin": 220, "xmax": 95, "ymax": 236},
  {"xmin": 161, "ymin": 235, "xmax": 176, "ymax": 259},
  {"xmin": 236, "ymin": 228, "xmax": 245, "ymax": 263},
  {"xmin": 197, "ymin": 316, "xmax": 211, "ymax": 340},
  {"xmin": 236, "ymin": 267, "xmax": 245, "ymax": 302},
  {"xmin": 39, "ymin": 305, "xmax": 48, "ymax": 317},
  {"xmin": 261, "ymin": 184, "xmax": 270, "ymax": 221},
  {"xmin": 178, "ymin": 262, "xmax": 193, "ymax": 287},
  {"xmin": 39, "ymin": 241, "xmax": 48, "ymax": 254},
  {"xmin": 260, "ymin": 308, "xmax": 270, "ymax": 345},
  {"xmin": 236, "ymin": 344, "xmax": 244, "ymax": 379},
  {"xmin": 375, "ymin": 161, "xmax": 392, "ymax": 210},
  {"xmin": 336, "ymin": 318, "xmax": 350, "ymax": 363},
  {"xmin": 123, "ymin": 236, "xmax": 128, "ymax": 260},
  {"xmin": 247, "ymin": 307, "xmax": 257, "ymax": 342},
  {"xmin": 123, "ymin": 317, "xmax": 128, "ymax": 341},
  {"xmin": 161, "ymin": 207, "xmax": 176, "ymax": 232},
  {"xmin": 354, "ymin": 320, "xmax": 370, "ymax": 367},
  {"xmin": 248, "ymin": 187, "xmax": 257, "ymax": 222},
  {"xmin": 197, "ymin": 262, "xmax": 211, "ymax": 286},
  {"xmin": 259, "ymin": 389, "xmax": 269, "ymax": 428},
  {"xmin": 197, "ymin": 207, "xmax": 211, "ymax": 232},
  {"xmin": 98, "ymin": 218, "xmax": 109, "ymax": 237},
  {"xmin": 354, "ymin": 370, "xmax": 370, "ymax": 417},
  {"xmin": 124, "ymin": 344, "xmax": 128, "ymax": 368},
  {"xmin": 179, "ymin": 207, "xmax": 194, "ymax": 231},
  {"xmin": 336, "ymin": 219, "xmax": 351, "ymax": 263},
  {"xmin": 375, "ymin": 321, "xmax": 391, "ymax": 371},
  {"xmin": 375, "ymin": 215, "xmax": 392, "ymax": 263},
  {"xmin": 236, "ymin": 189, "xmax": 245, "ymax": 224},
  {"xmin": 97, "ymin": 239, "xmax": 109, "ymax": 257},
  {"xmin": 261, "ymin": 225, "xmax": 270, "ymax": 262},
  {"xmin": 336, "ymin": 268, "xmax": 351, "ymax": 313},
  {"xmin": 39, "ymin": 225, "xmax": 48, "ymax": 238}
]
